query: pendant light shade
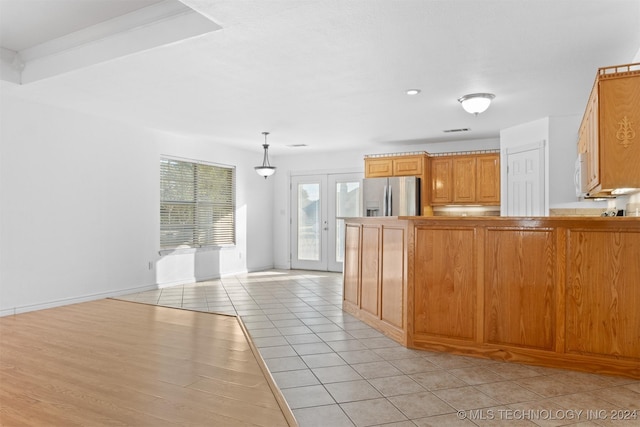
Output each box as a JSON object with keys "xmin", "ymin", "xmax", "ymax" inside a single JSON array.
[
  {"xmin": 254, "ymin": 132, "xmax": 276, "ymax": 179},
  {"xmin": 458, "ymin": 93, "xmax": 495, "ymax": 116}
]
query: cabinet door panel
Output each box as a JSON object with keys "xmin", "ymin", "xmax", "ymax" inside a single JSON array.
[
  {"xmin": 580, "ymin": 90, "xmax": 600, "ymax": 191},
  {"xmin": 599, "ymin": 76, "xmax": 640, "ymax": 189},
  {"xmin": 360, "ymin": 225, "xmax": 381, "ymax": 316},
  {"xmin": 381, "ymin": 227, "xmax": 405, "ymax": 328},
  {"xmin": 365, "ymin": 158, "xmax": 393, "ymax": 178},
  {"xmin": 476, "ymin": 155, "xmax": 500, "ymax": 203},
  {"xmin": 343, "ymin": 224, "xmax": 361, "ymax": 306},
  {"xmin": 393, "ymin": 156, "xmax": 423, "ymax": 176},
  {"xmin": 566, "ymin": 230, "xmax": 640, "ymax": 359},
  {"xmin": 430, "ymin": 158, "xmax": 453, "ymax": 204},
  {"xmin": 484, "ymin": 228, "xmax": 556, "ymax": 350},
  {"xmin": 414, "ymin": 226, "xmax": 476, "ymax": 340},
  {"xmin": 453, "ymin": 157, "xmax": 476, "ymax": 203}
]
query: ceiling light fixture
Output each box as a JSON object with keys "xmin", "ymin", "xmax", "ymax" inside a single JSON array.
[
  {"xmin": 406, "ymin": 89, "xmax": 421, "ymax": 95},
  {"xmin": 254, "ymin": 132, "xmax": 276, "ymax": 179},
  {"xmin": 457, "ymin": 93, "xmax": 495, "ymax": 116}
]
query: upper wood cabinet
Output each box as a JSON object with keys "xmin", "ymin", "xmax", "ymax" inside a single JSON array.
[
  {"xmin": 393, "ymin": 155, "xmax": 424, "ymax": 176},
  {"xmin": 578, "ymin": 63, "xmax": 640, "ymax": 195},
  {"xmin": 476, "ymin": 155, "xmax": 501, "ymax": 203},
  {"xmin": 430, "ymin": 157, "xmax": 453, "ymax": 204},
  {"xmin": 365, "ymin": 158, "xmax": 393, "ymax": 178},
  {"xmin": 579, "ymin": 88, "xmax": 600, "ymax": 192},
  {"xmin": 430, "ymin": 154, "xmax": 500, "ymax": 205},
  {"xmin": 453, "ymin": 156, "xmax": 476, "ymax": 203},
  {"xmin": 364, "ymin": 155, "xmax": 425, "ymax": 178}
]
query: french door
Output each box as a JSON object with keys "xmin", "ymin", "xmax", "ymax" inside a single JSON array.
[{"xmin": 291, "ymin": 173, "xmax": 362, "ymax": 272}]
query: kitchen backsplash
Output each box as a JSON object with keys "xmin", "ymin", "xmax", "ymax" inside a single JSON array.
[
  {"xmin": 549, "ymin": 208, "xmax": 632, "ymax": 216},
  {"xmin": 432, "ymin": 206, "xmax": 500, "ymax": 217}
]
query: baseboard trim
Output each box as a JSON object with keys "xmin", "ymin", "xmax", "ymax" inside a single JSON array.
[
  {"xmin": 0, "ymin": 283, "xmax": 159, "ymax": 317},
  {"xmin": 1, "ymin": 266, "xmax": 283, "ymax": 317}
]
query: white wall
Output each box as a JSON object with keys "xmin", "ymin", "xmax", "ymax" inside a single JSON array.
[
  {"xmin": 0, "ymin": 90, "xmax": 274, "ymax": 315},
  {"xmin": 500, "ymin": 117, "xmax": 550, "ymax": 215},
  {"xmin": 499, "ymin": 115, "xmax": 616, "ymax": 215},
  {"xmin": 153, "ymin": 134, "xmax": 275, "ymax": 285},
  {"xmin": 271, "ymin": 150, "xmax": 365, "ymax": 269}
]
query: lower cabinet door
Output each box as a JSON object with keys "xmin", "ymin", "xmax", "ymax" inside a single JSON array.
[
  {"xmin": 380, "ymin": 226, "xmax": 405, "ymax": 329},
  {"xmin": 360, "ymin": 224, "xmax": 381, "ymax": 316}
]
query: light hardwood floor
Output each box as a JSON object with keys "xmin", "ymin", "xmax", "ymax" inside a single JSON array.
[{"xmin": 0, "ymin": 299, "xmax": 296, "ymax": 426}]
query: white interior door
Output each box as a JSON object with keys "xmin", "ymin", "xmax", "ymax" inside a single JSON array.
[
  {"xmin": 291, "ymin": 173, "xmax": 362, "ymax": 272},
  {"xmin": 506, "ymin": 141, "xmax": 545, "ymax": 216}
]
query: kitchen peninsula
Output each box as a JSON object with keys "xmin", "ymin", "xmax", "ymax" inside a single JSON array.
[{"xmin": 343, "ymin": 216, "xmax": 640, "ymax": 379}]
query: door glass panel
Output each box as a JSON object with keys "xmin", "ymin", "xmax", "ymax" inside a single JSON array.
[
  {"xmin": 297, "ymin": 183, "xmax": 321, "ymax": 261},
  {"xmin": 335, "ymin": 181, "xmax": 361, "ymax": 263}
]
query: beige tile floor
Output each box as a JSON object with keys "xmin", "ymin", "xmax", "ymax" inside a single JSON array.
[{"xmin": 117, "ymin": 270, "xmax": 640, "ymax": 427}]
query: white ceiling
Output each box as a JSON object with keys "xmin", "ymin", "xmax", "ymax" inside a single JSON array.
[
  {"xmin": 0, "ymin": 0, "xmax": 164, "ymax": 51},
  {"xmin": 1, "ymin": 0, "xmax": 639, "ymax": 155}
]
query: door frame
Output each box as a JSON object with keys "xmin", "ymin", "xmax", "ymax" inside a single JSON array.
[
  {"xmin": 289, "ymin": 170, "xmax": 362, "ymax": 272},
  {"xmin": 502, "ymin": 140, "xmax": 547, "ymax": 216}
]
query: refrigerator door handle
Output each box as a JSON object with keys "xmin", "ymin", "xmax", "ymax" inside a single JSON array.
[
  {"xmin": 382, "ymin": 185, "xmax": 388, "ymax": 216},
  {"xmin": 386, "ymin": 185, "xmax": 393, "ymax": 216}
]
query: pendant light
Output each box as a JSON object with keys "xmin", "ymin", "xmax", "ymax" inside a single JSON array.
[
  {"xmin": 254, "ymin": 132, "xmax": 276, "ymax": 179},
  {"xmin": 457, "ymin": 93, "xmax": 495, "ymax": 116}
]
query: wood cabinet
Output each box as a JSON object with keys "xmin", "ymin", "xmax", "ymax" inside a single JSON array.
[
  {"xmin": 430, "ymin": 154, "xmax": 500, "ymax": 205},
  {"xmin": 364, "ymin": 158, "xmax": 393, "ymax": 178},
  {"xmin": 344, "ymin": 216, "xmax": 640, "ymax": 379},
  {"xmin": 393, "ymin": 155, "xmax": 424, "ymax": 176},
  {"xmin": 343, "ymin": 223, "xmax": 361, "ymax": 307},
  {"xmin": 360, "ymin": 224, "xmax": 381, "ymax": 317},
  {"xmin": 579, "ymin": 88, "xmax": 600, "ymax": 192},
  {"xmin": 342, "ymin": 218, "xmax": 408, "ymax": 345},
  {"xmin": 364, "ymin": 154, "xmax": 425, "ymax": 178},
  {"xmin": 414, "ymin": 226, "xmax": 476, "ymax": 341},
  {"xmin": 476, "ymin": 155, "xmax": 501, "ymax": 203},
  {"xmin": 453, "ymin": 156, "xmax": 476, "ymax": 203},
  {"xmin": 565, "ymin": 228, "xmax": 640, "ymax": 359},
  {"xmin": 430, "ymin": 157, "xmax": 453, "ymax": 204},
  {"xmin": 484, "ymin": 228, "xmax": 556, "ymax": 350},
  {"xmin": 578, "ymin": 63, "xmax": 640, "ymax": 195}
]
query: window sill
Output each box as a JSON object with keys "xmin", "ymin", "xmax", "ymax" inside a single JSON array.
[{"xmin": 159, "ymin": 245, "xmax": 235, "ymax": 256}]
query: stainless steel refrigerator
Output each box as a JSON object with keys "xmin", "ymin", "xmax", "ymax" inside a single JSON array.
[{"xmin": 363, "ymin": 176, "xmax": 420, "ymax": 216}]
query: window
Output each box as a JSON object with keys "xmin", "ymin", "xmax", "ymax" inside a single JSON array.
[{"xmin": 160, "ymin": 157, "xmax": 235, "ymax": 249}]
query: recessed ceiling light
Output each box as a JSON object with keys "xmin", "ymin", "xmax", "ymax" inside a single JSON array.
[{"xmin": 406, "ymin": 89, "xmax": 421, "ymax": 95}]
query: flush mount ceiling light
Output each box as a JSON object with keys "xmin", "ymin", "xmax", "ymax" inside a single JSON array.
[
  {"xmin": 406, "ymin": 89, "xmax": 421, "ymax": 95},
  {"xmin": 254, "ymin": 132, "xmax": 276, "ymax": 179},
  {"xmin": 458, "ymin": 93, "xmax": 495, "ymax": 116}
]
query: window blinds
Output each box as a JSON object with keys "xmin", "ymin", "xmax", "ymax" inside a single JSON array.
[{"xmin": 160, "ymin": 158, "xmax": 235, "ymax": 248}]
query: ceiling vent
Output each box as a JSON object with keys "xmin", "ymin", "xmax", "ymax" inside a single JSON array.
[
  {"xmin": 443, "ymin": 128, "xmax": 471, "ymax": 133},
  {"xmin": 442, "ymin": 128, "xmax": 471, "ymax": 133}
]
